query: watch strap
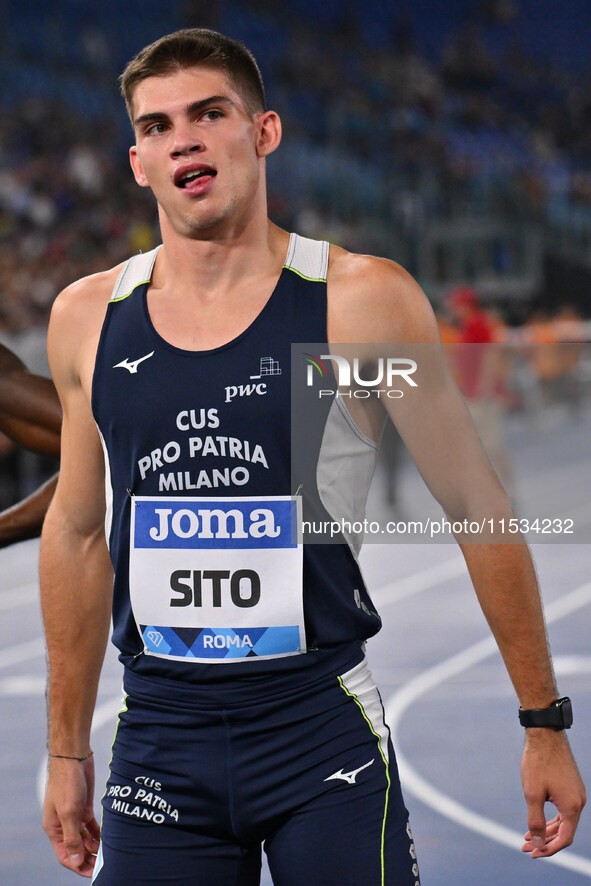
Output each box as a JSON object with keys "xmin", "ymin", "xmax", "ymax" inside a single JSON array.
[{"xmin": 518, "ymin": 696, "xmax": 573, "ymax": 729}]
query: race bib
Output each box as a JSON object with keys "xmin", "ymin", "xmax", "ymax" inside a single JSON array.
[{"xmin": 129, "ymin": 496, "xmax": 305, "ymax": 663}]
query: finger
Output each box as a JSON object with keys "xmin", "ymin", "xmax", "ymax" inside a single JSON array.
[
  {"xmin": 530, "ymin": 815, "xmax": 579, "ymax": 858},
  {"xmin": 81, "ymin": 819, "xmax": 101, "ymax": 852},
  {"xmin": 523, "ymin": 812, "xmax": 580, "ymax": 858},
  {"xmin": 59, "ymin": 812, "xmax": 87, "ymax": 872},
  {"xmin": 44, "ymin": 816, "xmax": 81, "ymax": 869},
  {"xmin": 52, "ymin": 837, "xmax": 96, "ymax": 877},
  {"xmin": 60, "ymin": 851, "xmax": 96, "ymax": 877},
  {"xmin": 72, "ymin": 848, "xmax": 96, "ymax": 878},
  {"xmin": 543, "ymin": 816, "xmax": 561, "ymax": 838},
  {"xmin": 523, "ymin": 814, "xmax": 561, "ymax": 841},
  {"xmin": 526, "ymin": 798, "xmax": 548, "ymax": 857},
  {"xmin": 521, "ymin": 830, "xmax": 558, "ymax": 854}
]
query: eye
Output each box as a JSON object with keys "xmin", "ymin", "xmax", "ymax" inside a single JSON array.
[
  {"xmin": 201, "ymin": 109, "xmax": 224, "ymax": 122},
  {"xmin": 145, "ymin": 122, "xmax": 168, "ymax": 136}
]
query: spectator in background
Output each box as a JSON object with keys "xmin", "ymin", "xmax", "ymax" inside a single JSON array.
[
  {"xmin": 525, "ymin": 305, "xmax": 586, "ymax": 416},
  {"xmin": 446, "ymin": 284, "xmax": 513, "ymax": 490}
]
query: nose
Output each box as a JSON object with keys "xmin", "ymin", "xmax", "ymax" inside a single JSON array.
[{"xmin": 170, "ymin": 122, "xmax": 204, "ymax": 158}]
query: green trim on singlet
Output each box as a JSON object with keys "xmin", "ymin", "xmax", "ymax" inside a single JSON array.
[
  {"xmin": 283, "ymin": 264, "xmax": 327, "ymax": 284},
  {"xmin": 337, "ymin": 675, "xmax": 391, "ymax": 886},
  {"xmin": 109, "ymin": 280, "xmax": 152, "ymax": 303}
]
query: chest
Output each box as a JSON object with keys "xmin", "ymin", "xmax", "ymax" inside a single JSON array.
[
  {"xmin": 93, "ymin": 294, "xmax": 293, "ymax": 497},
  {"xmin": 145, "ymin": 284, "xmax": 278, "ymax": 352}
]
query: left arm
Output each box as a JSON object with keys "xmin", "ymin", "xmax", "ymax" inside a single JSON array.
[{"xmin": 328, "ymin": 252, "xmax": 586, "ymax": 857}]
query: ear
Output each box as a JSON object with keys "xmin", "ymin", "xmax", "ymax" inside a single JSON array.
[
  {"xmin": 129, "ymin": 145, "xmax": 150, "ymax": 188},
  {"xmin": 255, "ymin": 110, "xmax": 282, "ymax": 158}
]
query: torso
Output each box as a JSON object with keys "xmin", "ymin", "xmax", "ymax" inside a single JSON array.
[{"xmin": 90, "ymin": 232, "xmax": 383, "ymax": 681}]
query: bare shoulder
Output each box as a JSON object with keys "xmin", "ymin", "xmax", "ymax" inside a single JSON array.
[
  {"xmin": 50, "ymin": 263, "xmax": 124, "ymax": 330},
  {"xmin": 327, "ymin": 245, "xmax": 439, "ymax": 343},
  {"xmin": 49, "ymin": 262, "xmax": 125, "ymax": 392}
]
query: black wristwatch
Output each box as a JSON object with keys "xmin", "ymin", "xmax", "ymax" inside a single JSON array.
[{"xmin": 518, "ymin": 696, "xmax": 573, "ymax": 730}]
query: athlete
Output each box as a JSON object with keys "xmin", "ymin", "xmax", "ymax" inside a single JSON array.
[
  {"xmin": 0, "ymin": 343, "xmax": 60, "ymax": 546},
  {"xmin": 40, "ymin": 29, "xmax": 585, "ymax": 885}
]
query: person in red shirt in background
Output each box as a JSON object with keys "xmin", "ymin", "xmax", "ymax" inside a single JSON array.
[
  {"xmin": 448, "ymin": 284, "xmax": 495, "ymax": 343},
  {"xmin": 445, "ymin": 284, "xmax": 513, "ymax": 492}
]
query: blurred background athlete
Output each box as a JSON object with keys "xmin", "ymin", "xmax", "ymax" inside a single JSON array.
[{"xmin": 0, "ymin": 343, "xmax": 60, "ymax": 546}]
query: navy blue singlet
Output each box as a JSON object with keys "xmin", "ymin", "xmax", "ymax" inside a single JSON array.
[{"xmin": 92, "ymin": 233, "xmax": 382, "ymax": 683}]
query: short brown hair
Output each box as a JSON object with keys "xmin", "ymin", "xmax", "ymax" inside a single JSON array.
[{"xmin": 120, "ymin": 28, "xmax": 267, "ymax": 122}]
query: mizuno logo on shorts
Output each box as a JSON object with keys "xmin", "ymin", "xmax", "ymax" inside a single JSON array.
[{"xmin": 324, "ymin": 758, "xmax": 374, "ymax": 785}]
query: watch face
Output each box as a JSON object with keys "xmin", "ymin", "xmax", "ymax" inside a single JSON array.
[{"xmin": 558, "ymin": 697, "xmax": 573, "ymax": 728}]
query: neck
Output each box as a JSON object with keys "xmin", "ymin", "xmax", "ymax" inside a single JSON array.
[{"xmin": 154, "ymin": 207, "xmax": 286, "ymax": 297}]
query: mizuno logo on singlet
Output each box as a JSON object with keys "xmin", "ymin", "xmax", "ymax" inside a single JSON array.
[
  {"xmin": 324, "ymin": 758, "xmax": 374, "ymax": 785},
  {"xmin": 113, "ymin": 351, "xmax": 155, "ymax": 373}
]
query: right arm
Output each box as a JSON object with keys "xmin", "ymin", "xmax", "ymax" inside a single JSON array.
[{"xmin": 40, "ymin": 276, "xmax": 116, "ymax": 878}]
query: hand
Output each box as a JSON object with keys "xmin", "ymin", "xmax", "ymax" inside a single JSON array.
[
  {"xmin": 43, "ymin": 755, "xmax": 101, "ymax": 877},
  {"xmin": 521, "ymin": 730, "xmax": 586, "ymax": 858}
]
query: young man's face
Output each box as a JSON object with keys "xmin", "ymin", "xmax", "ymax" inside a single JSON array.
[{"xmin": 129, "ymin": 66, "xmax": 279, "ymax": 239}]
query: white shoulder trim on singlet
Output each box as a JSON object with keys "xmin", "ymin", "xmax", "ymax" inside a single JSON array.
[
  {"xmin": 110, "ymin": 236, "xmax": 328, "ymax": 300},
  {"xmin": 284, "ymin": 233, "xmax": 329, "ymax": 282},
  {"xmin": 109, "ymin": 245, "xmax": 162, "ymax": 302}
]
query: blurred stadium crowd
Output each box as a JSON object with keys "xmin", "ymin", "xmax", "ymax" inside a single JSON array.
[{"xmin": 0, "ymin": 0, "xmax": 590, "ymax": 506}]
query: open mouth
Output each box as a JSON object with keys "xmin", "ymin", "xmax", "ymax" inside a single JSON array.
[{"xmin": 175, "ymin": 167, "xmax": 217, "ymax": 188}]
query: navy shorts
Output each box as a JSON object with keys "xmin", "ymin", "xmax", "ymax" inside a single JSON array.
[{"xmin": 92, "ymin": 653, "xmax": 420, "ymax": 885}]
